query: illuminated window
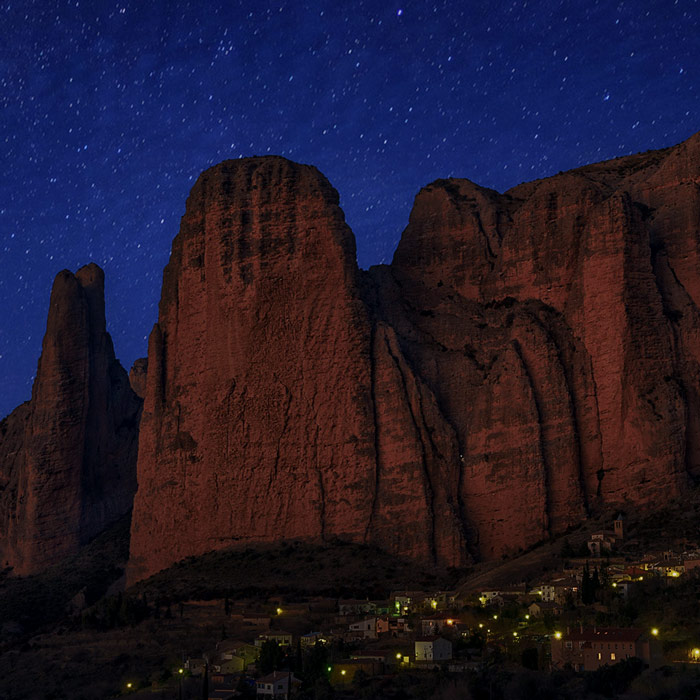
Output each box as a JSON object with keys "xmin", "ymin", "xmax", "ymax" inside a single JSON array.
[
  {"xmin": 611, "ymin": 653, "xmax": 616, "ymax": 661},
  {"xmin": 597, "ymin": 653, "xmax": 602, "ymax": 660}
]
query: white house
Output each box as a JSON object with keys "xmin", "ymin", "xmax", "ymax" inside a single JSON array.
[
  {"xmin": 349, "ymin": 617, "xmax": 377, "ymax": 639},
  {"xmin": 415, "ymin": 636, "xmax": 452, "ymax": 663},
  {"xmin": 256, "ymin": 671, "xmax": 298, "ymax": 698}
]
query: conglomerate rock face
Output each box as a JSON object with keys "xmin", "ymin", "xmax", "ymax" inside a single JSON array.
[
  {"xmin": 126, "ymin": 134, "xmax": 699, "ymax": 582},
  {"xmin": 0, "ymin": 265, "xmax": 141, "ymax": 575}
]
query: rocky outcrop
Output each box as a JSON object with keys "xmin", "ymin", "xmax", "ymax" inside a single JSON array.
[
  {"xmin": 127, "ymin": 158, "xmax": 469, "ymax": 582},
  {"xmin": 129, "ymin": 358, "xmax": 148, "ymax": 400},
  {"xmin": 128, "ymin": 134, "xmax": 699, "ymax": 582},
  {"xmin": 0, "ymin": 265, "xmax": 141, "ymax": 575}
]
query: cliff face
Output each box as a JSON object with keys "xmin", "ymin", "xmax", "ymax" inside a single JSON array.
[
  {"xmin": 0, "ymin": 265, "xmax": 141, "ymax": 575},
  {"xmin": 129, "ymin": 134, "xmax": 699, "ymax": 582},
  {"xmin": 127, "ymin": 158, "xmax": 468, "ymax": 581}
]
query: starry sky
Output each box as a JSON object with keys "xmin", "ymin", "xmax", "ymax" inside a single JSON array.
[{"xmin": 1, "ymin": 0, "xmax": 699, "ymax": 419}]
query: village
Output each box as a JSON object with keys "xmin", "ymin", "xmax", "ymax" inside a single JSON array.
[{"xmin": 126, "ymin": 516, "xmax": 700, "ymax": 699}]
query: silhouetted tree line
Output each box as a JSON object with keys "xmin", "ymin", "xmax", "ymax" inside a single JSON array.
[{"xmin": 80, "ymin": 592, "xmax": 151, "ymax": 630}]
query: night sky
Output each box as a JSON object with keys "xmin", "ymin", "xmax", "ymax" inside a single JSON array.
[{"xmin": 1, "ymin": 0, "xmax": 699, "ymax": 419}]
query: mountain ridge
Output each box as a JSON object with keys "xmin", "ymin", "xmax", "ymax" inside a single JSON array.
[{"xmin": 1, "ymin": 131, "xmax": 698, "ymax": 581}]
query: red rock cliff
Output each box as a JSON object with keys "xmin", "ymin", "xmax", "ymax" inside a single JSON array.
[
  {"xmin": 128, "ymin": 158, "xmax": 468, "ymax": 582},
  {"xmin": 0, "ymin": 264, "xmax": 141, "ymax": 575},
  {"xmin": 128, "ymin": 134, "xmax": 699, "ymax": 582}
]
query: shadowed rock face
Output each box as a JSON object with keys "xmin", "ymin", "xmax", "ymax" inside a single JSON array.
[
  {"xmin": 0, "ymin": 264, "xmax": 141, "ymax": 575},
  {"xmin": 129, "ymin": 134, "xmax": 699, "ymax": 582}
]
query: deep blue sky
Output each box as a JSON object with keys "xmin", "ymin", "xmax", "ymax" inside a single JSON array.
[{"xmin": 1, "ymin": 0, "xmax": 699, "ymax": 419}]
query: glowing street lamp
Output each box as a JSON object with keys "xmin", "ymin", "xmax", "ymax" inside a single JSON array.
[
  {"xmin": 651, "ymin": 628, "xmax": 659, "ymax": 637},
  {"xmin": 554, "ymin": 632, "xmax": 562, "ymax": 640}
]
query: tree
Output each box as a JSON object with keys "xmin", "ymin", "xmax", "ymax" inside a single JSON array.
[
  {"xmin": 259, "ymin": 640, "xmax": 284, "ymax": 674},
  {"xmin": 581, "ymin": 563, "xmax": 594, "ymax": 605},
  {"xmin": 302, "ymin": 642, "xmax": 329, "ymax": 685},
  {"xmin": 591, "ymin": 567, "xmax": 601, "ymax": 601},
  {"xmin": 201, "ymin": 663, "xmax": 209, "ymax": 700}
]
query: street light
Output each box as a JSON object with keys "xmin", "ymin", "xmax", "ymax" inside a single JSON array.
[{"xmin": 651, "ymin": 628, "xmax": 659, "ymax": 637}]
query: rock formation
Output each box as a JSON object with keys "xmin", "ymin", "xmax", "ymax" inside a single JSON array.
[
  {"xmin": 128, "ymin": 132, "xmax": 700, "ymax": 583},
  {"xmin": 0, "ymin": 264, "xmax": 141, "ymax": 575}
]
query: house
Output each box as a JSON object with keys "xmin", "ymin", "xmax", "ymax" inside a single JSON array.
[
  {"xmin": 351, "ymin": 649, "xmax": 401, "ymax": 665},
  {"xmin": 527, "ymin": 601, "xmax": 561, "ymax": 618},
  {"xmin": 538, "ymin": 584, "xmax": 556, "ymax": 602},
  {"xmin": 255, "ymin": 632, "xmax": 293, "ymax": 647},
  {"xmin": 421, "ymin": 616, "xmax": 457, "ymax": 636},
  {"xmin": 430, "ymin": 591, "xmax": 457, "ymax": 610},
  {"xmin": 551, "ymin": 627, "xmax": 662, "ymax": 671},
  {"xmin": 392, "ymin": 591, "xmax": 428, "ymax": 613},
  {"xmin": 551, "ymin": 577, "xmax": 579, "ymax": 604},
  {"xmin": 338, "ymin": 599, "xmax": 377, "ymax": 616},
  {"xmin": 684, "ymin": 555, "xmax": 700, "ymax": 573},
  {"xmin": 216, "ymin": 641, "xmax": 258, "ymax": 669},
  {"xmin": 415, "ymin": 637, "xmax": 453, "ymax": 663},
  {"xmin": 376, "ymin": 615, "xmax": 408, "ymax": 637},
  {"xmin": 478, "ymin": 590, "xmax": 502, "ymax": 606},
  {"xmin": 588, "ymin": 515, "xmax": 625, "ymax": 556},
  {"xmin": 348, "ymin": 617, "xmax": 377, "ymax": 639},
  {"xmin": 209, "ymin": 691, "xmax": 237, "ymax": 700},
  {"xmin": 208, "ymin": 673, "xmax": 239, "ymax": 700},
  {"xmin": 300, "ymin": 631, "xmax": 325, "ymax": 647},
  {"xmin": 588, "ymin": 533, "xmax": 615, "ymax": 557},
  {"xmin": 612, "ymin": 580, "xmax": 635, "ymax": 599},
  {"xmin": 256, "ymin": 671, "xmax": 299, "ymax": 698},
  {"xmin": 185, "ymin": 657, "xmax": 207, "ymax": 675},
  {"xmin": 243, "ymin": 614, "xmax": 272, "ymax": 628}
]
